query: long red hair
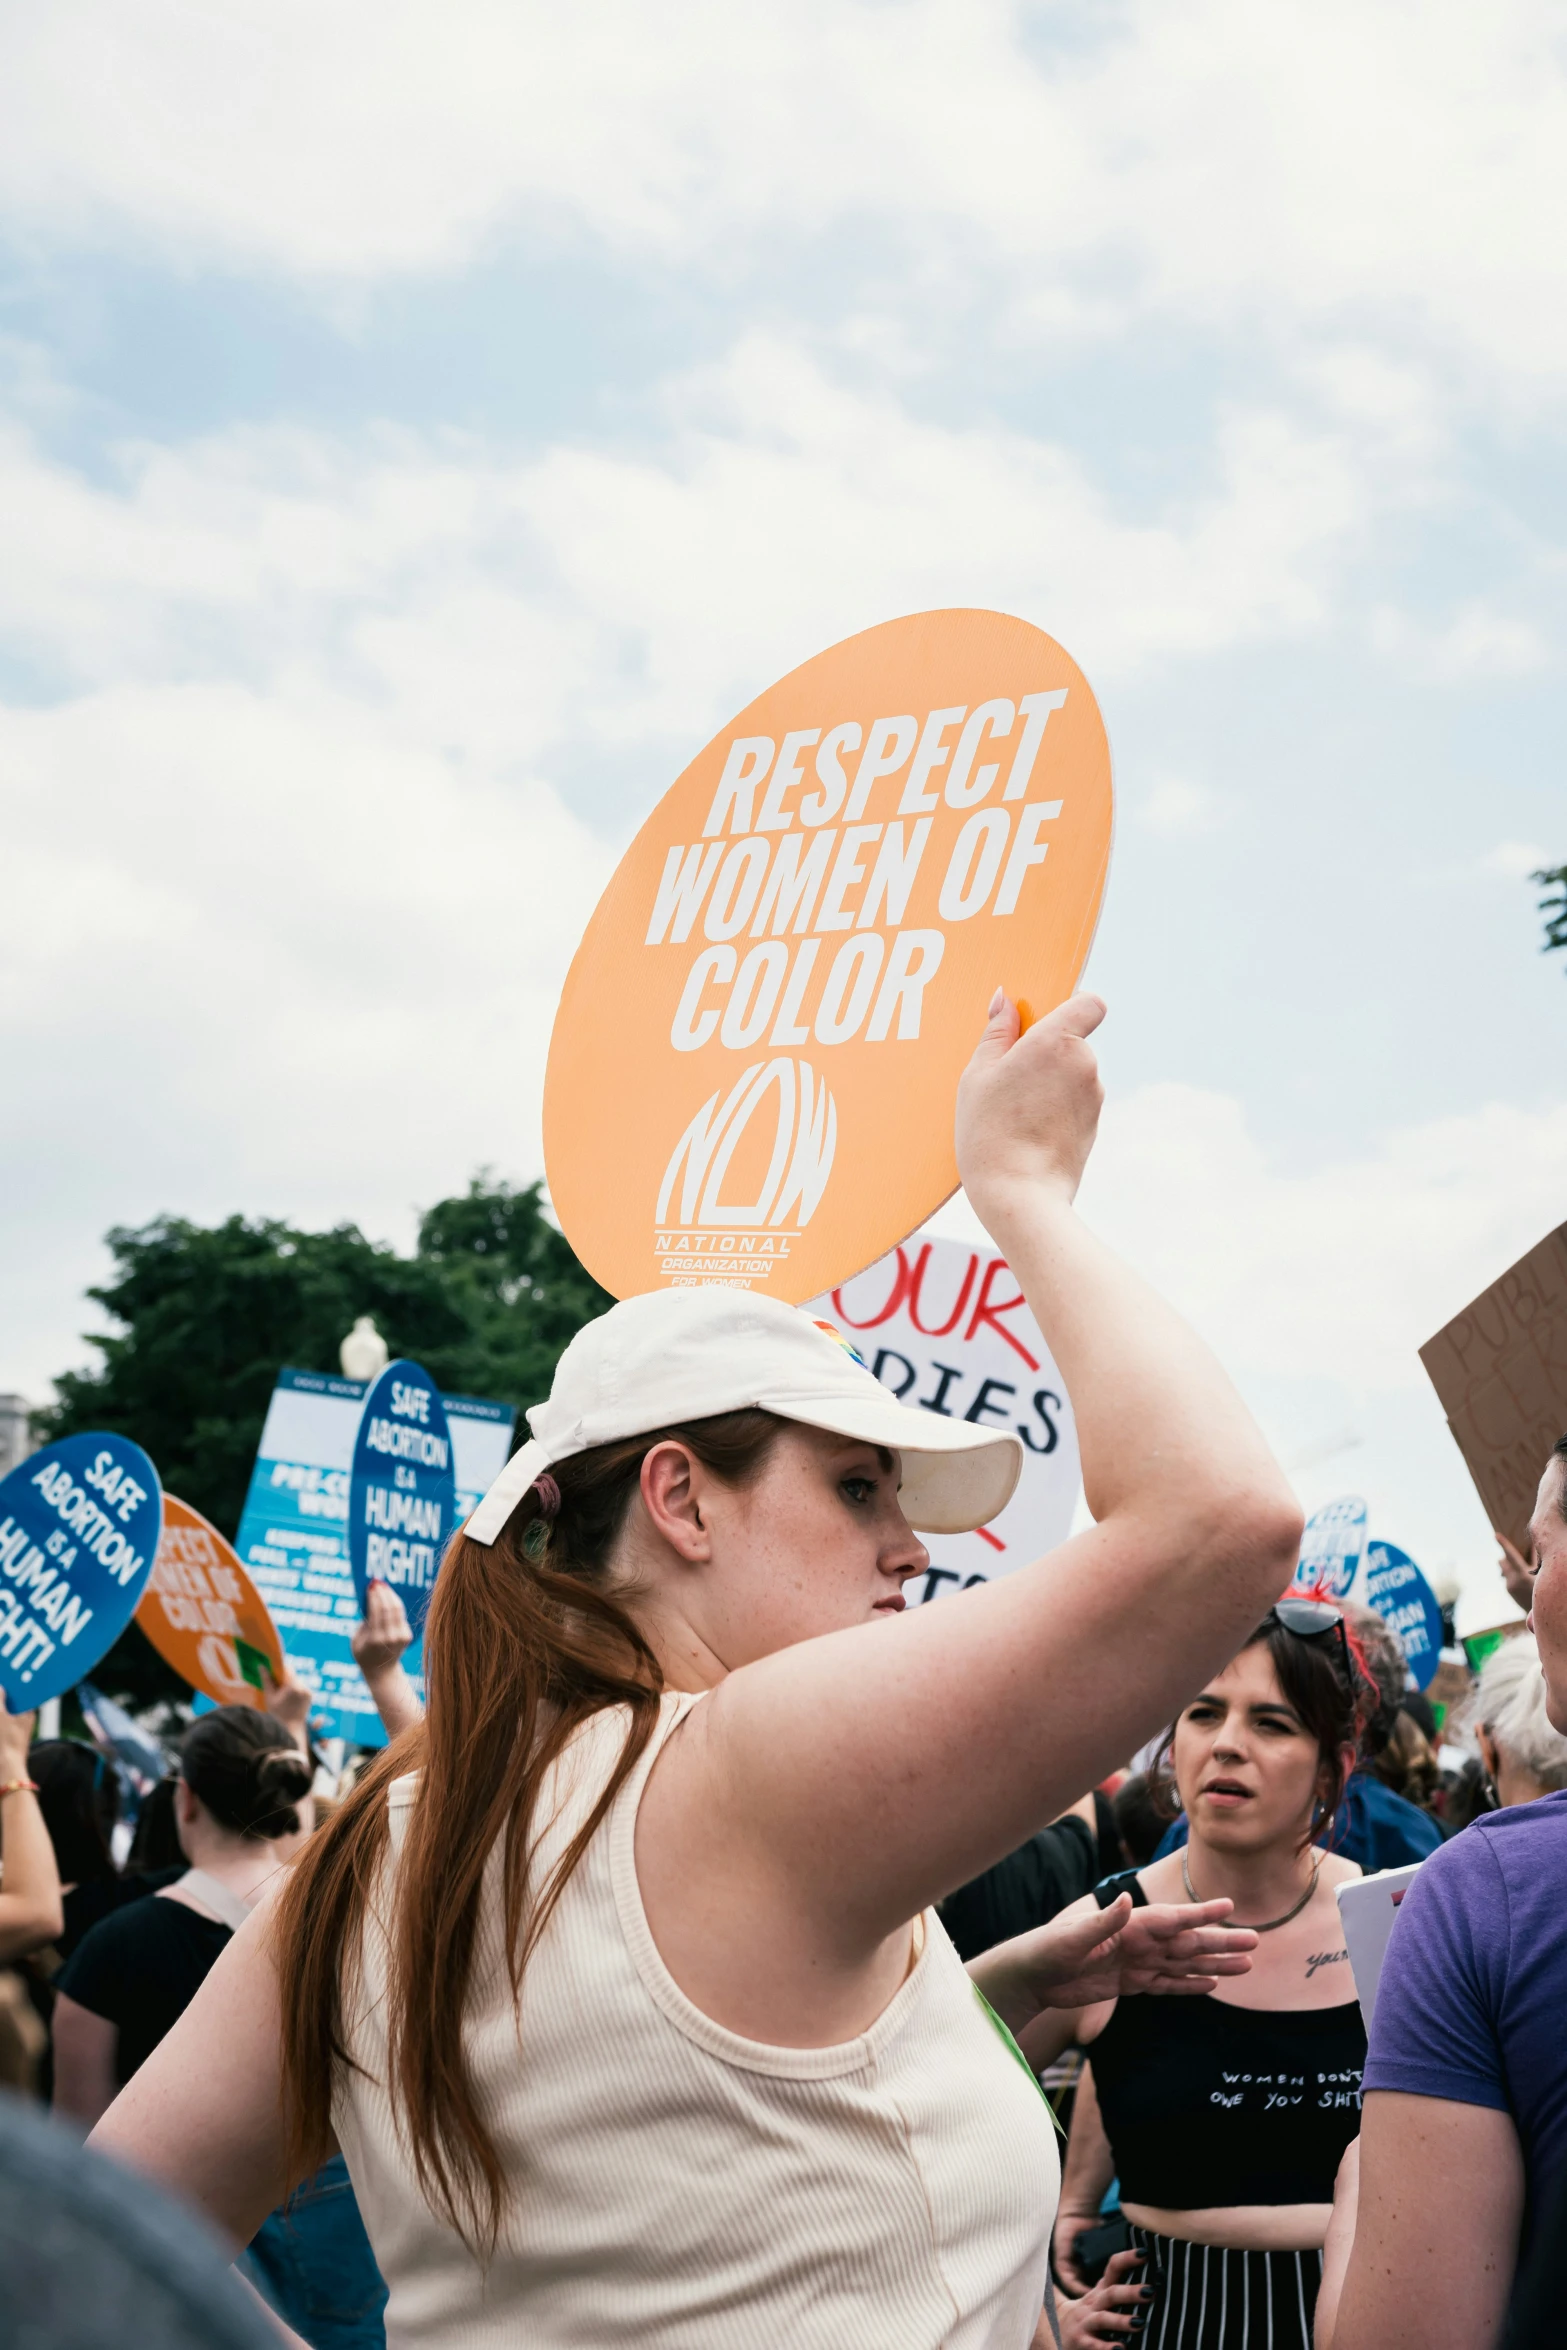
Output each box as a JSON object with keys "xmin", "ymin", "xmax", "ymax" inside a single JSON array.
[{"xmin": 273, "ymin": 1409, "xmax": 782, "ymax": 2249}]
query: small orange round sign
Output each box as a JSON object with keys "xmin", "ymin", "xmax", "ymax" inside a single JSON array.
[
  {"xmin": 137, "ymin": 1494, "xmax": 285, "ymax": 1710},
  {"xmin": 545, "ymin": 608, "xmax": 1113, "ymax": 1302}
]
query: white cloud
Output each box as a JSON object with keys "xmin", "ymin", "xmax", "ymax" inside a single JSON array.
[
  {"xmin": 1141, "ymin": 778, "xmax": 1220, "ymax": 838},
  {"xmin": 0, "ymin": 675, "xmax": 614, "ymax": 1387},
  {"xmin": 0, "ymin": 342, "xmax": 1393, "ymax": 1400},
  {"xmin": 1074, "ymin": 1084, "xmax": 1567, "ymax": 1393},
  {"xmin": 1370, "ymin": 602, "xmax": 1552, "ymax": 679},
  {"xmin": 1481, "ymin": 839, "xmax": 1553, "ymax": 879},
  {"xmin": 6, "ymin": 3, "xmax": 1567, "ymax": 404},
  {"xmin": 932, "ymin": 1081, "xmax": 1567, "ymax": 1404},
  {"xmin": 929, "ymin": 1082, "xmax": 1567, "ymax": 1590},
  {"xmin": 0, "ymin": 341, "xmax": 1372, "ymax": 731}
]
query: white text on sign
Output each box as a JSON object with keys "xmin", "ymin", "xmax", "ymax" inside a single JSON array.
[{"xmin": 643, "ymin": 691, "xmax": 1070, "ymax": 1056}]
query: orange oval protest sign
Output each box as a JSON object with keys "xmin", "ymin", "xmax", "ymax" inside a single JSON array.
[
  {"xmin": 137, "ymin": 1494, "xmax": 285, "ymax": 1710},
  {"xmin": 546, "ymin": 608, "xmax": 1113, "ymax": 1302}
]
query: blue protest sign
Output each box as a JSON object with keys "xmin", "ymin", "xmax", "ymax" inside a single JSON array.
[
  {"xmin": 1363, "ymin": 1541, "xmax": 1444, "ymax": 1692},
  {"xmin": 233, "ymin": 1368, "xmax": 513, "ymax": 1746},
  {"xmin": 1291, "ymin": 1495, "xmax": 1368, "ymax": 1600},
  {"xmin": 346, "ymin": 1362, "xmax": 457, "ymax": 1639},
  {"xmin": 0, "ymin": 1434, "xmax": 163, "ymax": 1707}
]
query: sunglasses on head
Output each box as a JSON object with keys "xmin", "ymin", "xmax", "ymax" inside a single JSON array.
[{"xmin": 1268, "ymin": 1597, "xmax": 1353, "ymax": 1686}]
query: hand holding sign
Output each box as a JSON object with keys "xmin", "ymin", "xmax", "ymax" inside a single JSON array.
[
  {"xmin": 1495, "ymin": 1530, "xmax": 1537, "ymax": 1614},
  {"xmin": 347, "ymin": 1362, "xmax": 456, "ymax": 1638},
  {"xmin": 955, "ymin": 988, "xmax": 1107, "ymax": 1215},
  {"xmin": 351, "ymin": 1578, "xmax": 415, "ymax": 1680},
  {"xmin": 0, "ymin": 1434, "xmax": 162, "ymax": 1707},
  {"xmin": 350, "ymin": 1579, "xmax": 423, "ymax": 1741}
]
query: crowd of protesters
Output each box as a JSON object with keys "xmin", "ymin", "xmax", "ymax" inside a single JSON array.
[{"xmin": 0, "ymin": 993, "xmax": 1565, "ymax": 2350}]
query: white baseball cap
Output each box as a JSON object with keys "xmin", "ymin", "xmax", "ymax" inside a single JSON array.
[{"xmin": 466, "ymin": 1286, "xmax": 1023, "ymax": 1544}]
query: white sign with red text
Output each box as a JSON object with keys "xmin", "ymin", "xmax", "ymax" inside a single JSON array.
[{"xmin": 812, "ymin": 1231, "xmax": 1080, "ymax": 1605}]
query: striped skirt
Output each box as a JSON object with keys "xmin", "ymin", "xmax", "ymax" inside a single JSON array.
[{"xmin": 1126, "ymin": 2225, "xmax": 1324, "ymax": 2350}]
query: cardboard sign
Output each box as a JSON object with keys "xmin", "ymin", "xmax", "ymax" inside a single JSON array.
[
  {"xmin": 545, "ymin": 609, "xmax": 1113, "ymax": 1303},
  {"xmin": 0, "ymin": 1434, "xmax": 162, "ymax": 1706},
  {"xmin": 1420, "ymin": 1222, "xmax": 1567, "ymax": 1554},
  {"xmin": 1336, "ymin": 1862, "xmax": 1424, "ymax": 2030},
  {"xmin": 1361, "ymin": 1540, "xmax": 1443, "ymax": 1692},
  {"xmin": 1290, "ymin": 1496, "xmax": 1368, "ymax": 1599},
  {"xmin": 137, "ymin": 1494, "xmax": 285, "ymax": 1709},
  {"xmin": 346, "ymin": 1361, "xmax": 457, "ymax": 1637},
  {"xmin": 813, "ymin": 1232, "xmax": 1080, "ymax": 1604},
  {"xmin": 234, "ymin": 1368, "xmax": 514, "ymax": 1744}
]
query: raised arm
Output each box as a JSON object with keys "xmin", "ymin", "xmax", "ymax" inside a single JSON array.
[
  {"xmin": 640, "ymin": 993, "xmax": 1301, "ymax": 2031},
  {"xmin": 0, "ymin": 1703, "xmax": 63, "ymax": 1960},
  {"xmin": 350, "ymin": 1579, "xmax": 424, "ymax": 1742}
]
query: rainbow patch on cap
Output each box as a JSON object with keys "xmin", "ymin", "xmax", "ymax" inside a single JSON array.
[{"xmin": 806, "ymin": 1315, "xmax": 868, "ymax": 1369}]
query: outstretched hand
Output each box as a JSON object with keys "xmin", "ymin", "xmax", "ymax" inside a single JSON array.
[
  {"xmin": 973, "ymin": 1889, "xmax": 1258, "ymax": 2030},
  {"xmin": 1035, "ymin": 1890, "xmax": 1257, "ymax": 2007}
]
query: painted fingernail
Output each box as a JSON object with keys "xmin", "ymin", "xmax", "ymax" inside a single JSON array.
[{"xmin": 988, "ymin": 987, "xmax": 1005, "ymax": 1016}]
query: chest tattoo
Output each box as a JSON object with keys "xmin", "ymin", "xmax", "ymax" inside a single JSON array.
[{"xmin": 1305, "ymin": 1947, "xmax": 1350, "ymax": 1980}]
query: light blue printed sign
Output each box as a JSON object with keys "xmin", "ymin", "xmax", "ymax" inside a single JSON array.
[
  {"xmin": 0, "ymin": 1434, "xmax": 163, "ymax": 1707},
  {"xmin": 1291, "ymin": 1495, "xmax": 1368, "ymax": 1600},
  {"xmin": 233, "ymin": 1369, "xmax": 515, "ymax": 1745},
  {"xmin": 347, "ymin": 1362, "xmax": 456, "ymax": 1637},
  {"xmin": 1363, "ymin": 1541, "xmax": 1443, "ymax": 1692}
]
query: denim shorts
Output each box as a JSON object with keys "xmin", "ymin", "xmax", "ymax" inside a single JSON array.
[{"xmin": 239, "ymin": 2154, "xmax": 388, "ymax": 2350}]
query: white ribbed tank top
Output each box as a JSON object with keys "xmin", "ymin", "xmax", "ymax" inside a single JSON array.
[{"xmin": 334, "ymin": 1689, "xmax": 1058, "ymax": 2349}]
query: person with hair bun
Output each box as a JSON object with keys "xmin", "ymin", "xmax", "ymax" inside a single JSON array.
[
  {"xmin": 1037, "ymin": 1603, "xmax": 1371, "ymax": 2349},
  {"xmin": 90, "ymin": 992, "xmax": 1304, "ymax": 2349},
  {"xmin": 53, "ymin": 1708, "xmax": 315, "ymax": 2124},
  {"xmin": 57, "ymin": 1709, "xmax": 389, "ymax": 2347}
]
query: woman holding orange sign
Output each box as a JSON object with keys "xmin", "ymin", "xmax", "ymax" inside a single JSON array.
[{"xmin": 92, "ymin": 988, "xmax": 1301, "ymax": 2349}]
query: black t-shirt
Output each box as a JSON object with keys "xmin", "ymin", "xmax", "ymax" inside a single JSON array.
[
  {"xmin": 1089, "ymin": 1868, "xmax": 1366, "ymax": 2207},
  {"xmin": 11, "ymin": 1867, "xmax": 185, "ymax": 2103},
  {"xmin": 57, "ymin": 1868, "xmax": 184, "ymax": 1970},
  {"xmin": 939, "ymin": 1813, "xmax": 1098, "ymax": 1961},
  {"xmin": 57, "ymin": 1895, "xmax": 232, "ymax": 2086}
]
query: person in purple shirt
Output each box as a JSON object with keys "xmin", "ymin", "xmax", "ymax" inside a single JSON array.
[{"xmin": 1318, "ymin": 1431, "xmax": 1567, "ymax": 2350}]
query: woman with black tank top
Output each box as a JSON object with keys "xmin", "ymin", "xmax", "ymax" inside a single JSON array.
[{"xmin": 1023, "ymin": 1604, "xmax": 1369, "ymax": 2349}]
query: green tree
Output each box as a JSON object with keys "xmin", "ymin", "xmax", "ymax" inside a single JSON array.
[
  {"xmin": 38, "ymin": 1176, "xmax": 610, "ymax": 1711},
  {"xmin": 1536, "ymin": 863, "xmax": 1567, "ymax": 969}
]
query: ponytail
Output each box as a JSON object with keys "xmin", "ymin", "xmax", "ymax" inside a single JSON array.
[{"xmin": 274, "ymin": 1407, "xmax": 782, "ymax": 2250}]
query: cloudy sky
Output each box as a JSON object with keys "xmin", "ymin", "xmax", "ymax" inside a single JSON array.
[{"xmin": 3, "ymin": 2, "xmax": 1565, "ymax": 1606}]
